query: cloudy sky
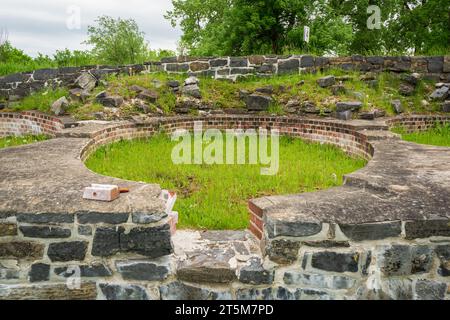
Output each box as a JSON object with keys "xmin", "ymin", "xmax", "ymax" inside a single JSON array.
[{"xmin": 0, "ymin": 0, "xmax": 182, "ymax": 57}]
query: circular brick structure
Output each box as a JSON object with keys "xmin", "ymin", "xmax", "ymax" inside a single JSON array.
[{"xmin": 0, "ymin": 113, "xmax": 449, "ymax": 300}]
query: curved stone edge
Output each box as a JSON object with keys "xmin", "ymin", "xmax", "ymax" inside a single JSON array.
[{"xmin": 1, "ymin": 114, "xmax": 449, "ymax": 300}]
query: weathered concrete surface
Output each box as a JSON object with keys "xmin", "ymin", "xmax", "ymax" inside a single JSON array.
[
  {"xmin": 0, "ymin": 134, "xmax": 165, "ymax": 218},
  {"xmin": 254, "ymin": 137, "xmax": 450, "ymax": 238}
]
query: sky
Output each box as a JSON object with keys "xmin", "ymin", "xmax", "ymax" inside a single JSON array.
[{"xmin": 0, "ymin": 0, "xmax": 182, "ymax": 57}]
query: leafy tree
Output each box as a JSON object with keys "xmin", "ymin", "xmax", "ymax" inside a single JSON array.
[
  {"xmin": 166, "ymin": 0, "xmax": 450, "ymax": 56},
  {"xmin": 85, "ymin": 16, "xmax": 150, "ymax": 65}
]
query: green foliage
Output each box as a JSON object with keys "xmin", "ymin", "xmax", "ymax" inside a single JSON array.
[
  {"xmin": 86, "ymin": 134, "xmax": 366, "ymax": 229},
  {"xmin": 12, "ymin": 88, "xmax": 69, "ymax": 113},
  {"xmin": 0, "ymin": 134, "xmax": 48, "ymax": 149},
  {"xmin": 392, "ymin": 123, "xmax": 450, "ymax": 147},
  {"xmin": 166, "ymin": 0, "xmax": 450, "ymax": 56},
  {"xmin": 85, "ymin": 16, "xmax": 151, "ymax": 65}
]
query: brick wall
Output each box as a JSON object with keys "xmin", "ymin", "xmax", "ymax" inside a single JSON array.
[{"xmin": 0, "ymin": 111, "xmax": 64, "ymax": 137}]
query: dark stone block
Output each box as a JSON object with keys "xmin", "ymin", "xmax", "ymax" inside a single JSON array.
[
  {"xmin": 47, "ymin": 241, "xmax": 88, "ymax": 262},
  {"xmin": 317, "ymin": 76, "xmax": 335, "ymax": 88},
  {"xmin": 121, "ymin": 225, "xmax": 173, "ymax": 258},
  {"xmin": 55, "ymin": 264, "xmax": 112, "ymax": 278},
  {"xmin": 336, "ymin": 101, "xmax": 363, "ymax": 112},
  {"xmin": 278, "ymin": 59, "xmax": 299, "ymax": 75},
  {"xmin": 378, "ymin": 245, "xmax": 433, "ymax": 276},
  {"xmin": 77, "ymin": 212, "xmax": 129, "ymax": 224},
  {"xmin": 17, "ymin": 213, "xmax": 74, "ymax": 224},
  {"xmin": 367, "ymin": 56, "xmax": 384, "ymax": 65},
  {"xmin": 335, "ymin": 110, "xmax": 352, "ymax": 121},
  {"xmin": 404, "ymin": 219, "xmax": 450, "ymax": 239},
  {"xmin": 265, "ymin": 220, "xmax": 322, "ymax": 238},
  {"xmin": 0, "ymin": 242, "xmax": 44, "ymax": 260},
  {"xmin": 116, "ymin": 260, "xmax": 169, "ymax": 281},
  {"xmin": 161, "ymin": 57, "xmax": 178, "ymax": 63},
  {"xmin": 210, "ymin": 59, "xmax": 228, "ymax": 67},
  {"xmin": 314, "ymin": 57, "xmax": 329, "ymax": 67},
  {"xmin": 99, "ymin": 283, "xmax": 149, "ymax": 300},
  {"xmin": 33, "ymin": 68, "xmax": 59, "ymax": 81},
  {"xmin": 311, "ymin": 251, "xmax": 359, "ymax": 273},
  {"xmin": 19, "ymin": 226, "xmax": 71, "ymax": 238},
  {"xmin": 91, "ymin": 227, "xmax": 123, "ymax": 257},
  {"xmin": 29, "ymin": 263, "xmax": 50, "ymax": 282},
  {"xmin": 230, "ymin": 68, "xmax": 255, "ymax": 75},
  {"xmin": 58, "ymin": 66, "xmax": 82, "ymax": 74},
  {"xmin": 415, "ymin": 280, "xmax": 447, "ymax": 300},
  {"xmin": 300, "ymin": 55, "xmax": 314, "ymax": 68},
  {"xmin": 339, "ymin": 221, "xmax": 402, "ymax": 241},
  {"xmin": 266, "ymin": 239, "xmax": 301, "ymax": 264},
  {"xmin": 256, "ymin": 64, "xmax": 276, "ymax": 74},
  {"xmin": 3, "ymin": 73, "xmax": 30, "ymax": 83},
  {"xmin": 427, "ymin": 57, "xmax": 444, "ymax": 73},
  {"xmin": 245, "ymin": 94, "xmax": 273, "ymax": 111},
  {"xmin": 238, "ymin": 258, "xmax": 274, "ymax": 285},
  {"xmin": 230, "ymin": 57, "xmax": 248, "ymax": 68},
  {"xmin": 160, "ymin": 281, "xmax": 232, "ymax": 300},
  {"xmin": 166, "ymin": 63, "xmax": 189, "ymax": 72}
]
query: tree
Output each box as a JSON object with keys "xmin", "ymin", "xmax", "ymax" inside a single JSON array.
[
  {"xmin": 85, "ymin": 16, "xmax": 150, "ymax": 65},
  {"xmin": 166, "ymin": 0, "xmax": 450, "ymax": 56}
]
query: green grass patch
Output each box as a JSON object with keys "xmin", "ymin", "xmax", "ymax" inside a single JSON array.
[
  {"xmin": 0, "ymin": 134, "xmax": 49, "ymax": 149},
  {"xmin": 10, "ymin": 88, "xmax": 69, "ymax": 113},
  {"xmin": 392, "ymin": 123, "xmax": 450, "ymax": 147},
  {"xmin": 85, "ymin": 134, "xmax": 366, "ymax": 230}
]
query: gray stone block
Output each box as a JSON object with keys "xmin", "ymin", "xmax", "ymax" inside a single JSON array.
[
  {"xmin": 19, "ymin": 226, "xmax": 71, "ymax": 239},
  {"xmin": 99, "ymin": 283, "xmax": 149, "ymax": 300},
  {"xmin": 339, "ymin": 221, "xmax": 402, "ymax": 241},
  {"xmin": 116, "ymin": 260, "xmax": 169, "ymax": 281},
  {"xmin": 160, "ymin": 281, "xmax": 232, "ymax": 300},
  {"xmin": 55, "ymin": 264, "xmax": 112, "ymax": 278},
  {"xmin": 76, "ymin": 212, "xmax": 129, "ymax": 225},
  {"xmin": 278, "ymin": 59, "xmax": 299, "ymax": 74},
  {"xmin": 47, "ymin": 241, "xmax": 88, "ymax": 262},
  {"xmin": 29, "ymin": 263, "xmax": 50, "ymax": 282},
  {"xmin": 284, "ymin": 272, "xmax": 356, "ymax": 289},
  {"xmin": 238, "ymin": 258, "xmax": 274, "ymax": 285},
  {"xmin": 415, "ymin": 280, "xmax": 446, "ymax": 300},
  {"xmin": 311, "ymin": 251, "xmax": 359, "ymax": 273}
]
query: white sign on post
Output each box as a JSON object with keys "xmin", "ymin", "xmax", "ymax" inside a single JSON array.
[{"xmin": 303, "ymin": 26, "xmax": 310, "ymax": 43}]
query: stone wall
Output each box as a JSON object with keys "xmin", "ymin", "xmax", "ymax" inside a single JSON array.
[
  {"xmin": 0, "ymin": 114, "xmax": 449, "ymax": 300},
  {"xmin": 1, "ymin": 55, "xmax": 449, "ymax": 102},
  {"xmin": 0, "ymin": 111, "xmax": 64, "ymax": 137}
]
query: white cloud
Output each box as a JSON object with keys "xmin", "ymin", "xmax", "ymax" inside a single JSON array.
[{"xmin": 0, "ymin": 0, "xmax": 182, "ymax": 56}]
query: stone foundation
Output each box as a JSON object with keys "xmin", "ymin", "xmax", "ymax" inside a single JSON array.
[
  {"xmin": 1, "ymin": 55, "xmax": 449, "ymax": 100},
  {"xmin": 0, "ymin": 114, "xmax": 449, "ymax": 300}
]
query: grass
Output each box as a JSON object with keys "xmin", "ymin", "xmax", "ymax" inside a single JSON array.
[
  {"xmin": 0, "ymin": 134, "xmax": 48, "ymax": 149},
  {"xmin": 392, "ymin": 123, "xmax": 450, "ymax": 147},
  {"xmin": 103, "ymin": 70, "xmax": 438, "ymax": 116},
  {"xmin": 85, "ymin": 134, "xmax": 367, "ymax": 230},
  {"xmin": 7, "ymin": 88, "xmax": 69, "ymax": 113},
  {"xmin": 1, "ymin": 69, "xmax": 439, "ymax": 119}
]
